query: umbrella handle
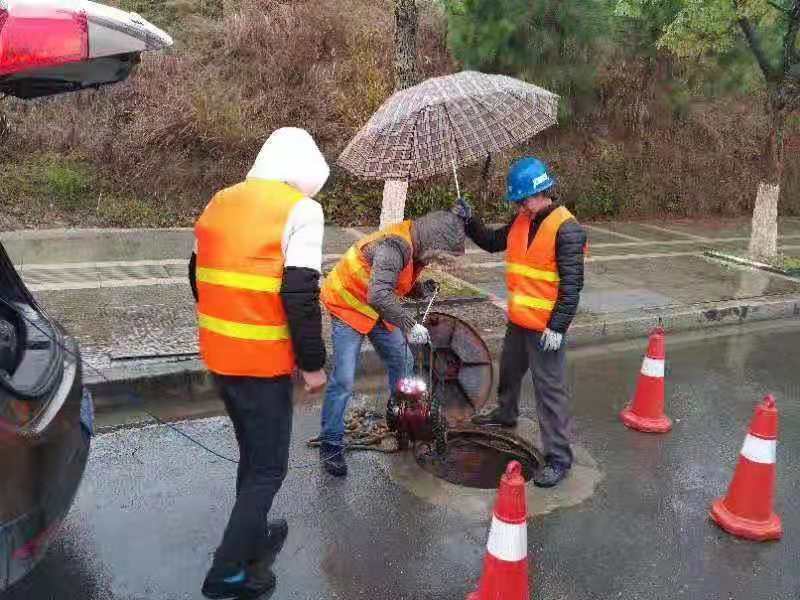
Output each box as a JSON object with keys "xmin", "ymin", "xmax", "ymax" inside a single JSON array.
[{"xmin": 451, "ymin": 158, "xmax": 461, "ymax": 199}]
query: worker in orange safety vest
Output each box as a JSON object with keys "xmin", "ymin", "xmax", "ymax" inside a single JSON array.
[
  {"xmin": 454, "ymin": 157, "xmax": 587, "ymax": 489},
  {"xmin": 317, "ymin": 210, "xmax": 466, "ymax": 477},
  {"xmin": 190, "ymin": 128, "xmax": 329, "ymax": 600}
]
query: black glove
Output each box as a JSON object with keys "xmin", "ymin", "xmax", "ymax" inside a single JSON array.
[
  {"xmin": 451, "ymin": 196, "xmax": 473, "ymax": 222},
  {"xmin": 413, "ymin": 278, "xmax": 440, "ymax": 301}
]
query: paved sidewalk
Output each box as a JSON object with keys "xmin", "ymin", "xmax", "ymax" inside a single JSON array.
[{"xmin": 2, "ymin": 218, "xmax": 800, "ymax": 384}]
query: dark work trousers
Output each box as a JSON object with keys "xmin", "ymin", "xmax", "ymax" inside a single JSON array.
[
  {"xmin": 496, "ymin": 323, "xmax": 574, "ymax": 468},
  {"xmin": 212, "ymin": 374, "xmax": 293, "ymax": 565}
]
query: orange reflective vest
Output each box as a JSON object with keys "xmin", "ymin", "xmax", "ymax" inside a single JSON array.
[
  {"xmin": 195, "ymin": 179, "xmax": 301, "ymax": 377},
  {"xmin": 506, "ymin": 206, "xmax": 577, "ymax": 332},
  {"xmin": 321, "ymin": 221, "xmax": 421, "ymax": 334}
]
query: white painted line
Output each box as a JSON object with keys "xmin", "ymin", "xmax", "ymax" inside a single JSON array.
[
  {"xmin": 740, "ymin": 434, "xmax": 777, "ymax": 464},
  {"xmin": 0, "ymin": 226, "xmax": 193, "ymax": 240},
  {"xmin": 461, "ymin": 251, "xmax": 702, "ymax": 269},
  {"xmin": 586, "ymin": 251, "xmax": 700, "ymax": 263},
  {"xmin": 17, "ymin": 258, "xmax": 187, "ymax": 271},
  {"xmin": 486, "ymin": 516, "xmax": 527, "ymax": 562},
  {"xmin": 584, "ymin": 224, "xmax": 644, "ymax": 242},
  {"xmin": 588, "ymin": 239, "xmax": 701, "ymax": 248},
  {"xmin": 29, "ymin": 277, "xmax": 188, "ymax": 292},
  {"xmin": 638, "ymin": 223, "xmax": 710, "ymax": 242},
  {"xmin": 586, "ymin": 234, "xmax": 800, "ymax": 249},
  {"xmin": 640, "ymin": 357, "xmax": 665, "ymax": 378}
]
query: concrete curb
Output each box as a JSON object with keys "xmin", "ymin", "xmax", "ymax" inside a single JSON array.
[
  {"xmin": 704, "ymin": 250, "xmax": 798, "ymax": 279},
  {"xmin": 568, "ymin": 293, "xmax": 800, "ymax": 347},
  {"xmin": 86, "ymin": 293, "xmax": 800, "ymax": 410}
]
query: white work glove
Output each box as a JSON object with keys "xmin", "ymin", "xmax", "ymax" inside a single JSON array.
[
  {"xmin": 407, "ymin": 323, "xmax": 430, "ymax": 345},
  {"xmin": 540, "ymin": 328, "xmax": 563, "ymax": 352}
]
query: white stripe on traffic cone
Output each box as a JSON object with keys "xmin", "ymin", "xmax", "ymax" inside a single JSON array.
[{"xmin": 485, "ymin": 515, "xmax": 527, "ymax": 563}]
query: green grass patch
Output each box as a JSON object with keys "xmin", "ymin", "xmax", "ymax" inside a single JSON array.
[
  {"xmin": 423, "ymin": 270, "xmax": 486, "ymax": 299},
  {"xmin": 780, "ymin": 256, "xmax": 800, "ymax": 276},
  {"xmin": 0, "ymin": 155, "xmax": 183, "ymax": 229},
  {"xmin": 95, "ymin": 193, "xmax": 176, "ymax": 228},
  {"xmin": 436, "ymin": 278, "xmax": 485, "ymax": 299},
  {"xmin": 1, "ymin": 155, "xmax": 93, "ymax": 212}
]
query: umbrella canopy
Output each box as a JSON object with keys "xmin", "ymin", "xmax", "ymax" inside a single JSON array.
[
  {"xmin": 0, "ymin": 0, "xmax": 172, "ymax": 98},
  {"xmin": 338, "ymin": 71, "xmax": 559, "ymax": 182}
]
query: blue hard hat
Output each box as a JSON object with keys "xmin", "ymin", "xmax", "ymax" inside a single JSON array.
[{"xmin": 506, "ymin": 157, "xmax": 556, "ymax": 203}]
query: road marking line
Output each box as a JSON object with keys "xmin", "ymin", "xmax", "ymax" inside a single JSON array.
[
  {"xmin": 17, "ymin": 258, "xmax": 188, "ymax": 270},
  {"xmin": 584, "ymin": 224, "xmax": 644, "ymax": 242},
  {"xmin": 29, "ymin": 277, "xmax": 188, "ymax": 292},
  {"xmin": 23, "ymin": 241, "xmax": 800, "ymax": 292},
  {"xmin": 586, "ymin": 234, "xmax": 800, "ymax": 248},
  {"xmin": 462, "ymin": 251, "xmax": 702, "ymax": 269},
  {"xmin": 638, "ymin": 224, "xmax": 710, "ymax": 241}
]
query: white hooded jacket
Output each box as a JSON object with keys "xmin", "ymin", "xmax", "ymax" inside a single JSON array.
[{"xmin": 247, "ymin": 127, "xmax": 329, "ymax": 273}]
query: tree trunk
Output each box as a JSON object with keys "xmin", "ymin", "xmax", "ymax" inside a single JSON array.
[
  {"xmin": 379, "ymin": 0, "xmax": 419, "ymax": 228},
  {"xmin": 380, "ymin": 180, "xmax": 410, "ymax": 230},
  {"xmin": 748, "ymin": 105, "xmax": 785, "ymax": 262},
  {"xmin": 393, "ymin": 0, "xmax": 420, "ymax": 92}
]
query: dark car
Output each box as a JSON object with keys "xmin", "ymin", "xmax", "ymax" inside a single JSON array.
[
  {"xmin": 0, "ymin": 0, "xmax": 172, "ymax": 590},
  {"xmin": 0, "ymin": 243, "xmax": 93, "ymax": 590}
]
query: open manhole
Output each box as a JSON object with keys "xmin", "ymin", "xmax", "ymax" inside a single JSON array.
[{"xmin": 414, "ymin": 429, "xmax": 543, "ymax": 490}]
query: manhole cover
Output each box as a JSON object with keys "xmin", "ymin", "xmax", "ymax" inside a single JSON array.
[
  {"xmin": 414, "ymin": 429, "xmax": 543, "ymax": 489},
  {"xmin": 415, "ymin": 312, "xmax": 494, "ymax": 427}
]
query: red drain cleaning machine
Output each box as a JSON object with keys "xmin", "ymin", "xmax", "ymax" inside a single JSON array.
[{"xmin": 385, "ymin": 287, "xmax": 494, "ymax": 453}]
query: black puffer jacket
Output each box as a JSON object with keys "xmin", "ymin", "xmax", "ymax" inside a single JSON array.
[{"xmin": 466, "ymin": 204, "xmax": 587, "ymax": 334}]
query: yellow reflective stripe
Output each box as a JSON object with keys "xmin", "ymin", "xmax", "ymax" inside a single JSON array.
[
  {"xmin": 509, "ymin": 294, "xmax": 556, "ymax": 311},
  {"xmin": 328, "ymin": 270, "xmax": 379, "ymax": 320},
  {"xmin": 344, "ymin": 247, "xmax": 369, "ymax": 284},
  {"xmin": 197, "ymin": 267, "xmax": 281, "ymax": 293},
  {"xmin": 198, "ymin": 313, "xmax": 289, "ymax": 341},
  {"xmin": 507, "ymin": 263, "xmax": 560, "ymax": 283}
]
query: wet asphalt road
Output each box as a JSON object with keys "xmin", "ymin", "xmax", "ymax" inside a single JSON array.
[{"xmin": 5, "ymin": 321, "xmax": 800, "ymax": 600}]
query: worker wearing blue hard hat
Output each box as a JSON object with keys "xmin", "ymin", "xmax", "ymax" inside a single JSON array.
[{"xmin": 453, "ymin": 156, "xmax": 587, "ymax": 488}]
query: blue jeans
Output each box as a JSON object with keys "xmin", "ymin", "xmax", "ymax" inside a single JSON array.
[{"xmin": 320, "ymin": 318, "xmax": 414, "ymax": 445}]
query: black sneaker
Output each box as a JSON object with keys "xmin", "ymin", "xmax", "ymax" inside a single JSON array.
[
  {"xmin": 471, "ymin": 408, "xmax": 517, "ymax": 428},
  {"xmin": 320, "ymin": 442, "xmax": 348, "ymax": 477},
  {"xmin": 533, "ymin": 462, "xmax": 570, "ymax": 488},
  {"xmin": 243, "ymin": 566, "xmax": 276, "ymax": 599},
  {"xmin": 201, "ymin": 562, "xmax": 275, "ymax": 600}
]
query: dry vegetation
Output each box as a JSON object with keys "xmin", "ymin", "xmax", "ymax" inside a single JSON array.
[{"xmin": 0, "ymin": 0, "xmax": 798, "ymax": 230}]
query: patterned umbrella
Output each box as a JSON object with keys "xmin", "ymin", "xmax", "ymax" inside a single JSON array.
[{"xmin": 338, "ymin": 71, "xmax": 559, "ymax": 187}]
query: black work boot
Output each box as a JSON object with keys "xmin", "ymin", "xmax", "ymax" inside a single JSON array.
[
  {"xmin": 201, "ymin": 561, "xmax": 275, "ymax": 600},
  {"xmin": 320, "ymin": 442, "xmax": 348, "ymax": 477},
  {"xmin": 533, "ymin": 461, "xmax": 570, "ymax": 488},
  {"xmin": 253, "ymin": 519, "xmax": 288, "ymax": 571},
  {"xmin": 471, "ymin": 407, "xmax": 517, "ymax": 428}
]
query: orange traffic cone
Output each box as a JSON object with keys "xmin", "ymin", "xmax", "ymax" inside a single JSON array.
[
  {"xmin": 620, "ymin": 326, "xmax": 672, "ymax": 433},
  {"xmin": 467, "ymin": 461, "xmax": 529, "ymax": 600},
  {"xmin": 710, "ymin": 395, "xmax": 782, "ymax": 541}
]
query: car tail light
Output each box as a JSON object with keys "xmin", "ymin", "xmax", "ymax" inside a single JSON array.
[{"xmin": 0, "ymin": 4, "xmax": 89, "ymax": 77}]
